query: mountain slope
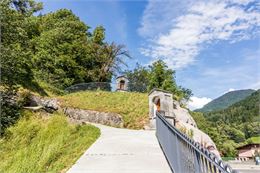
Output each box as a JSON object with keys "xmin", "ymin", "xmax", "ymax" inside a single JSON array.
[
  {"xmin": 191, "ymin": 90, "xmax": 259, "ymax": 157},
  {"xmin": 196, "ymin": 89, "xmax": 255, "ymax": 112},
  {"xmin": 205, "ymin": 89, "xmax": 260, "ymax": 123}
]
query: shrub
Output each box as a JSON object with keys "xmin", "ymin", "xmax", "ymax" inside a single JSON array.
[{"xmin": 0, "ymin": 90, "xmax": 21, "ymax": 135}]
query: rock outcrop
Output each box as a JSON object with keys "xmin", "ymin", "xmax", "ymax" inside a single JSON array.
[
  {"xmin": 26, "ymin": 95, "xmax": 60, "ymax": 113},
  {"xmin": 176, "ymin": 121, "xmax": 220, "ymax": 157},
  {"xmin": 172, "ymin": 100, "xmax": 197, "ymax": 127},
  {"xmin": 172, "ymin": 102, "xmax": 220, "ymax": 157},
  {"xmin": 64, "ymin": 107, "xmax": 124, "ymax": 128}
]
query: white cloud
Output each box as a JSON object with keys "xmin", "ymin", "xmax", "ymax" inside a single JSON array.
[
  {"xmin": 139, "ymin": 0, "xmax": 260, "ymax": 69},
  {"xmin": 188, "ymin": 96, "xmax": 212, "ymax": 110},
  {"xmin": 221, "ymin": 88, "xmax": 236, "ymax": 94},
  {"xmin": 228, "ymin": 88, "xmax": 235, "ymax": 92}
]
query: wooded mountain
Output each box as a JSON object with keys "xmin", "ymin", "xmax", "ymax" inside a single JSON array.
[
  {"xmin": 196, "ymin": 89, "xmax": 255, "ymax": 112},
  {"xmin": 192, "ymin": 89, "xmax": 260, "ymax": 157},
  {"xmin": 205, "ymin": 89, "xmax": 260, "ymax": 124}
]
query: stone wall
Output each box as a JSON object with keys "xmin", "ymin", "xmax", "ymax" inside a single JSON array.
[
  {"xmin": 172, "ymin": 100, "xmax": 196, "ymax": 127},
  {"xmin": 64, "ymin": 108, "xmax": 123, "ymax": 127},
  {"xmin": 26, "ymin": 95, "xmax": 124, "ymax": 127}
]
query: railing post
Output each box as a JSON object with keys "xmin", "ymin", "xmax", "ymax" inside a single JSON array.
[
  {"xmin": 194, "ymin": 150, "xmax": 201, "ymax": 173},
  {"xmin": 174, "ymin": 134, "xmax": 181, "ymax": 173}
]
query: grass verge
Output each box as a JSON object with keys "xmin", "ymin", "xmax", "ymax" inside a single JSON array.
[
  {"xmin": 59, "ymin": 91, "xmax": 149, "ymax": 129},
  {"xmin": 0, "ymin": 111, "xmax": 100, "ymax": 173}
]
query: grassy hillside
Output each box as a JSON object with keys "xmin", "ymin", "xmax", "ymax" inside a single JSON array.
[
  {"xmin": 0, "ymin": 111, "xmax": 100, "ymax": 173},
  {"xmin": 196, "ymin": 89, "xmax": 255, "ymax": 112},
  {"xmin": 247, "ymin": 136, "xmax": 260, "ymax": 144},
  {"xmin": 59, "ymin": 91, "xmax": 149, "ymax": 129}
]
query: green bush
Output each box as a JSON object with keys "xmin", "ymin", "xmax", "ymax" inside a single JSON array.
[
  {"xmin": 221, "ymin": 140, "xmax": 238, "ymax": 157},
  {"xmin": 0, "ymin": 90, "xmax": 21, "ymax": 135}
]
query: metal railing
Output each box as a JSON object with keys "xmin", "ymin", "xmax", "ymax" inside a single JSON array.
[
  {"xmin": 65, "ymin": 82, "xmax": 112, "ymax": 93},
  {"xmin": 156, "ymin": 111, "xmax": 238, "ymax": 173}
]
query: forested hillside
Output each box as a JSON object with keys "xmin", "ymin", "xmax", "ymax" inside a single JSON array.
[
  {"xmin": 196, "ymin": 89, "xmax": 255, "ymax": 112},
  {"xmin": 191, "ymin": 90, "xmax": 260, "ymax": 157},
  {"xmin": 205, "ymin": 89, "xmax": 260, "ymax": 123}
]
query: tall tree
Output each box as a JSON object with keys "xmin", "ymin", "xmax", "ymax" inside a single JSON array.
[
  {"xmin": 32, "ymin": 9, "xmax": 90, "ymax": 88},
  {"xmin": 0, "ymin": 0, "xmax": 42, "ymax": 88},
  {"xmin": 86, "ymin": 40, "xmax": 130, "ymax": 82},
  {"xmin": 124, "ymin": 60, "xmax": 192, "ymax": 101},
  {"xmin": 97, "ymin": 43, "xmax": 130, "ymax": 82},
  {"xmin": 0, "ymin": 0, "xmax": 42, "ymax": 134},
  {"xmin": 125, "ymin": 64, "xmax": 150, "ymax": 92},
  {"xmin": 92, "ymin": 26, "xmax": 105, "ymax": 44},
  {"xmin": 148, "ymin": 60, "xmax": 178, "ymax": 93}
]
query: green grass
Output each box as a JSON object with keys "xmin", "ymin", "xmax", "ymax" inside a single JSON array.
[
  {"xmin": 59, "ymin": 91, "xmax": 149, "ymax": 129},
  {"xmin": 0, "ymin": 111, "xmax": 100, "ymax": 173},
  {"xmin": 36, "ymin": 80, "xmax": 65, "ymax": 96},
  {"xmin": 247, "ymin": 136, "xmax": 260, "ymax": 144}
]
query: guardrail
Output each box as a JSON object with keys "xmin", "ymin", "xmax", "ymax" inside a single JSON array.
[
  {"xmin": 156, "ymin": 111, "xmax": 238, "ymax": 173},
  {"xmin": 65, "ymin": 82, "xmax": 112, "ymax": 92}
]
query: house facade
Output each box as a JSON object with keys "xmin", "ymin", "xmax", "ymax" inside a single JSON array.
[{"xmin": 237, "ymin": 143, "xmax": 260, "ymax": 160}]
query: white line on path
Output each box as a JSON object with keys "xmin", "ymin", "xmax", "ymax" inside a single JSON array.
[{"xmin": 67, "ymin": 124, "xmax": 172, "ymax": 173}]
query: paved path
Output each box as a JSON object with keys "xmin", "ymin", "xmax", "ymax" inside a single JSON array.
[
  {"xmin": 67, "ymin": 124, "xmax": 172, "ymax": 173},
  {"xmin": 228, "ymin": 163, "xmax": 260, "ymax": 173}
]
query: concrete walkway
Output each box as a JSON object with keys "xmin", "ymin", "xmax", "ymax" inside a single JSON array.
[{"xmin": 67, "ymin": 124, "xmax": 172, "ymax": 173}]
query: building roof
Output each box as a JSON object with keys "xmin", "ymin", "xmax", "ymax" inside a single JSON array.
[
  {"xmin": 237, "ymin": 137, "xmax": 260, "ymax": 149},
  {"xmin": 148, "ymin": 88, "xmax": 173, "ymax": 96},
  {"xmin": 236, "ymin": 143, "xmax": 260, "ymax": 150},
  {"xmin": 116, "ymin": 75, "xmax": 127, "ymax": 79}
]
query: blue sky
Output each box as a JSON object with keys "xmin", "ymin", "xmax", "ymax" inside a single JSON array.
[{"xmin": 39, "ymin": 0, "xmax": 260, "ymax": 109}]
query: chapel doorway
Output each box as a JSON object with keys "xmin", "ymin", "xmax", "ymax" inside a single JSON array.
[
  {"xmin": 119, "ymin": 80, "xmax": 125, "ymax": 90},
  {"xmin": 156, "ymin": 98, "xmax": 160, "ymax": 111}
]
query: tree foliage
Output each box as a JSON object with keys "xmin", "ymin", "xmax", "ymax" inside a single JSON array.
[
  {"xmin": 32, "ymin": 9, "xmax": 90, "ymax": 88},
  {"xmin": 125, "ymin": 64, "xmax": 150, "ymax": 93},
  {"xmin": 125, "ymin": 60, "xmax": 192, "ymax": 100},
  {"xmin": 0, "ymin": 91, "xmax": 21, "ymax": 135},
  {"xmin": 148, "ymin": 60, "xmax": 177, "ymax": 92},
  {"xmin": 30, "ymin": 10, "xmax": 130, "ymax": 89},
  {"xmin": 0, "ymin": 0, "xmax": 130, "ymax": 134},
  {"xmin": 0, "ymin": 0, "xmax": 42, "ymax": 88}
]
